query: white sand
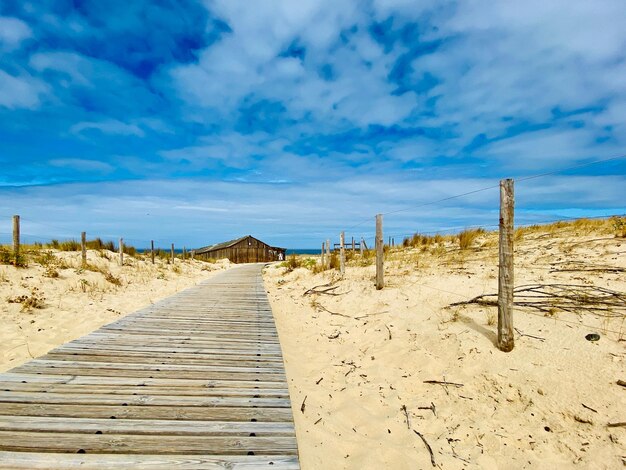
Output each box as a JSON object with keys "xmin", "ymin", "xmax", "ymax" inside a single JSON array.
[
  {"xmin": 265, "ymin": 223, "xmax": 626, "ymax": 469},
  {"xmin": 1, "ymin": 249, "xmax": 230, "ymax": 372}
]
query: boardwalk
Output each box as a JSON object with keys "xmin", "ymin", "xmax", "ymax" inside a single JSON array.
[{"xmin": 0, "ymin": 264, "xmax": 299, "ymax": 469}]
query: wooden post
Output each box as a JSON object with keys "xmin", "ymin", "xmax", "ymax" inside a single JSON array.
[
  {"xmin": 321, "ymin": 242, "xmax": 325, "ymax": 267},
  {"xmin": 392, "ymin": 237, "xmax": 395, "ymax": 247},
  {"xmin": 339, "ymin": 231, "xmax": 345, "ymax": 275},
  {"xmin": 81, "ymin": 231, "xmax": 87, "ymax": 267},
  {"xmin": 119, "ymin": 238, "xmax": 124, "ymax": 266},
  {"xmin": 376, "ymin": 214, "xmax": 384, "ymax": 290},
  {"xmin": 183, "ymin": 246, "xmax": 186, "ymax": 261},
  {"xmin": 171, "ymin": 243, "xmax": 175, "ymax": 263},
  {"xmin": 351, "ymin": 237, "xmax": 355, "ymax": 252},
  {"xmin": 498, "ymin": 178, "xmax": 515, "ymax": 352},
  {"xmin": 360, "ymin": 237, "xmax": 364, "ymax": 256},
  {"xmin": 12, "ymin": 215, "xmax": 19, "ymax": 266},
  {"xmin": 150, "ymin": 240, "xmax": 155, "ymax": 264},
  {"xmin": 326, "ymin": 239, "xmax": 331, "ymax": 267}
]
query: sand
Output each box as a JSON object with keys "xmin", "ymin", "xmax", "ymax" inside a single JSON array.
[
  {"xmin": 264, "ymin": 221, "xmax": 626, "ymax": 469},
  {"xmin": 0, "ymin": 249, "xmax": 230, "ymax": 372}
]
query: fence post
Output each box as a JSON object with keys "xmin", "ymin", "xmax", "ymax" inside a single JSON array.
[
  {"xmin": 171, "ymin": 243, "xmax": 175, "ymax": 263},
  {"xmin": 321, "ymin": 242, "xmax": 325, "ymax": 267},
  {"xmin": 119, "ymin": 238, "xmax": 124, "ymax": 266},
  {"xmin": 360, "ymin": 237, "xmax": 364, "ymax": 256},
  {"xmin": 12, "ymin": 215, "xmax": 20, "ymax": 266},
  {"xmin": 376, "ymin": 214, "xmax": 384, "ymax": 290},
  {"xmin": 351, "ymin": 237, "xmax": 355, "ymax": 252},
  {"xmin": 326, "ymin": 239, "xmax": 331, "ymax": 267},
  {"xmin": 81, "ymin": 231, "xmax": 87, "ymax": 267},
  {"xmin": 339, "ymin": 231, "xmax": 345, "ymax": 275},
  {"xmin": 151, "ymin": 240, "xmax": 155, "ymax": 264},
  {"xmin": 183, "ymin": 246, "xmax": 186, "ymax": 261},
  {"xmin": 498, "ymin": 178, "xmax": 515, "ymax": 352}
]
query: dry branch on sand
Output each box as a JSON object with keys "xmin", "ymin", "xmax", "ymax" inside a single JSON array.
[{"xmin": 449, "ymin": 283, "xmax": 626, "ymax": 317}]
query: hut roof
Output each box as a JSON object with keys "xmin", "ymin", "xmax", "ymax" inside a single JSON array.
[
  {"xmin": 193, "ymin": 235, "xmax": 285, "ymax": 255},
  {"xmin": 194, "ymin": 235, "xmax": 249, "ymax": 255}
]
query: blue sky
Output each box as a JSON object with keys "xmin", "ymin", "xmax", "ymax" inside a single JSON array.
[{"xmin": 1, "ymin": 0, "xmax": 625, "ymax": 249}]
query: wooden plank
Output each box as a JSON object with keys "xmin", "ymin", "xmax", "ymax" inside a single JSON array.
[
  {"xmin": 42, "ymin": 353, "xmax": 285, "ymax": 366},
  {"xmin": 0, "ymin": 373, "xmax": 288, "ymax": 389},
  {"xmin": 0, "ymin": 431, "xmax": 298, "ymax": 454},
  {"xmin": 0, "ymin": 392, "xmax": 292, "ymax": 407},
  {"xmin": 0, "ymin": 416, "xmax": 295, "ymax": 435},
  {"xmin": 10, "ymin": 366, "xmax": 286, "ymax": 382},
  {"xmin": 56, "ymin": 344, "xmax": 285, "ymax": 356},
  {"xmin": 0, "ymin": 453, "xmax": 301, "ymax": 470},
  {"xmin": 0, "ymin": 403, "xmax": 294, "ymax": 421},
  {"xmin": 0, "ymin": 383, "xmax": 289, "ymax": 398},
  {"xmin": 16, "ymin": 359, "xmax": 287, "ymax": 374}
]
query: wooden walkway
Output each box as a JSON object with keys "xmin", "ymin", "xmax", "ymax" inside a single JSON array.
[{"xmin": 0, "ymin": 264, "xmax": 299, "ymax": 469}]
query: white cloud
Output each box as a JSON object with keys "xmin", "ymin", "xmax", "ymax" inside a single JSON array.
[
  {"xmin": 0, "ymin": 70, "xmax": 47, "ymax": 109},
  {"xmin": 0, "ymin": 16, "xmax": 32, "ymax": 51},
  {"xmin": 70, "ymin": 119, "xmax": 144, "ymax": 137},
  {"xmin": 48, "ymin": 158, "xmax": 115, "ymax": 173}
]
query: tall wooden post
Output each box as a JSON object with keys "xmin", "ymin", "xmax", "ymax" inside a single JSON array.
[
  {"xmin": 321, "ymin": 242, "xmax": 325, "ymax": 267},
  {"xmin": 171, "ymin": 243, "xmax": 175, "ymax": 263},
  {"xmin": 351, "ymin": 237, "xmax": 355, "ymax": 252},
  {"xmin": 12, "ymin": 215, "xmax": 20, "ymax": 266},
  {"xmin": 376, "ymin": 214, "xmax": 384, "ymax": 290},
  {"xmin": 339, "ymin": 231, "xmax": 345, "ymax": 275},
  {"xmin": 360, "ymin": 237, "xmax": 364, "ymax": 256},
  {"xmin": 151, "ymin": 240, "xmax": 155, "ymax": 264},
  {"xmin": 326, "ymin": 239, "xmax": 331, "ymax": 267},
  {"xmin": 498, "ymin": 179, "xmax": 515, "ymax": 352},
  {"xmin": 119, "ymin": 238, "xmax": 124, "ymax": 266},
  {"xmin": 81, "ymin": 231, "xmax": 87, "ymax": 267},
  {"xmin": 183, "ymin": 246, "xmax": 186, "ymax": 261}
]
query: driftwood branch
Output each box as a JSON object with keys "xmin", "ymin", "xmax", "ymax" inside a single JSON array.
[
  {"xmin": 303, "ymin": 283, "xmax": 342, "ymax": 296},
  {"xmin": 401, "ymin": 405, "xmax": 410, "ymax": 429},
  {"xmin": 450, "ymin": 283, "xmax": 626, "ymax": 318},
  {"xmin": 300, "ymin": 395, "xmax": 307, "ymax": 413},
  {"xmin": 514, "ymin": 327, "xmax": 546, "ymax": 342},
  {"xmin": 424, "ymin": 380, "xmax": 464, "ymax": 388},
  {"xmin": 414, "ymin": 430, "xmax": 436, "ymax": 467}
]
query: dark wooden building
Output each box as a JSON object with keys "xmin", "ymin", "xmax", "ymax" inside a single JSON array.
[{"xmin": 192, "ymin": 235, "xmax": 286, "ymax": 263}]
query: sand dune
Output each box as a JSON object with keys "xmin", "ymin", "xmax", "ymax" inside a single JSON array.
[
  {"xmin": 265, "ymin": 220, "xmax": 626, "ymax": 469},
  {"xmin": 0, "ymin": 249, "xmax": 230, "ymax": 372}
]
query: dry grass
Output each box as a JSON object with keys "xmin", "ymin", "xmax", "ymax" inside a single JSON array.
[
  {"xmin": 458, "ymin": 228, "xmax": 485, "ymax": 250},
  {"xmin": 7, "ymin": 288, "xmax": 45, "ymax": 312}
]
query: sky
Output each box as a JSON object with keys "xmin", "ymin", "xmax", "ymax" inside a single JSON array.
[{"xmin": 1, "ymin": 0, "xmax": 625, "ymax": 249}]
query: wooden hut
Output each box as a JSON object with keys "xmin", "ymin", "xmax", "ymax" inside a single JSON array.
[{"xmin": 192, "ymin": 235, "xmax": 286, "ymax": 264}]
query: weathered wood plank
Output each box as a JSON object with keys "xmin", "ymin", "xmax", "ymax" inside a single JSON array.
[
  {"xmin": 0, "ymin": 431, "xmax": 298, "ymax": 454},
  {"xmin": 0, "ymin": 403, "xmax": 294, "ymax": 421},
  {"xmin": 0, "ymin": 416, "xmax": 295, "ymax": 435},
  {"xmin": 0, "ymin": 392, "xmax": 292, "ymax": 407},
  {"xmin": 0, "ymin": 453, "xmax": 301, "ymax": 470},
  {"xmin": 0, "ymin": 373, "xmax": 288, "ymax": 389},
  {"xmin": 0, "ymin": 383, "xmax": 289, "ymax": 398}
]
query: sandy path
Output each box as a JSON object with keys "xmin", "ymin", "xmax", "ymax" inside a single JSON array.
[{"xmin": 265, "ymin": 226, "xmax": 626, "ymax": 469}]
